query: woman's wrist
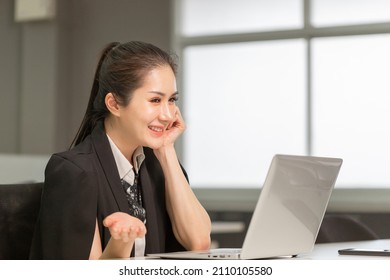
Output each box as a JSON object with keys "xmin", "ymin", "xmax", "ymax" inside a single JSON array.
[
  {"xmin": 154, "ymin": 144, "xmax": 176, "ymax": 162},
  {"xmin": 100, "ymin": 238, "xmax": 134, "ymax": 259}
]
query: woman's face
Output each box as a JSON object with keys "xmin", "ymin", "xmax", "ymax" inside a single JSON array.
[{"xmin": 118, "ymin": 65, "xmax": 178, "ymax": 150}]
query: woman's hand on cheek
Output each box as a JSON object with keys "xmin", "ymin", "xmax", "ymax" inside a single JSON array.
[
  {"xmin": 103, "ymin": 212, "xmax": 146, "ymax": 243},
  {"xmin": 154, "ymin": 107, "xmax": 186, "ymax": 160},
  {"xmin": 164, "ymin": 106, "xmax": 186, "ymax": 145}
]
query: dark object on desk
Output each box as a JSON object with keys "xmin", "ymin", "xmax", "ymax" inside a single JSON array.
[
  {"xmin": 0, "ymin": 182, "xmax": 43, "ymax": 259},
  {"xmin": 316, "ymin": 214, "xmax": 379, "ymax": 243},
  {"xmin": 338, "ymin": 248, "xmax": 390, "ymax": 257}
]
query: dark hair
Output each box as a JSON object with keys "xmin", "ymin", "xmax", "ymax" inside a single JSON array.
[{"xmin": 70, "ymin": 41, "xmax": 178, "ymax": 148}]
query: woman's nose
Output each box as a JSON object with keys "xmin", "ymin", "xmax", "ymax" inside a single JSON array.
[{"xmin": 159, "ymin": 103, "xmax": 174, "ymax": 121}]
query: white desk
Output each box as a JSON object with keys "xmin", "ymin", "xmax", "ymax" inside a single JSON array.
[
  {"xmin": 299, "ymin": 239, "xmax": 390, "ymax": 260},
  {"xmin": 129, "ymin": 240, "xmax": 390, "ymax": 279},
  {"xmin": 134, "ymin": 239, "xmax": 390, "ymax": 260}
]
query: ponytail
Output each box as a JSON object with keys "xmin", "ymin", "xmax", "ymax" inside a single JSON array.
[{"xmin": 69, "ymin": 42, "xmax": 120, "ymax": 149}]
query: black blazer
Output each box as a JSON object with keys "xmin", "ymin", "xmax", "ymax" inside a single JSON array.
[{"xmin": 30, "ymin": 122, "xmax": 185, "ymax": 259}]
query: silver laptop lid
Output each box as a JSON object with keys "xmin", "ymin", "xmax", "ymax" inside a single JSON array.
[{"xmin": 241, "ymin": 154, "xmax": 342, "ymax": 259}]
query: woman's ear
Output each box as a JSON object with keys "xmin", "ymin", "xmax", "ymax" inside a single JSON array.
[{"xmin": 105, "ymin": 93, "xmax": 120, "ymax": 117}]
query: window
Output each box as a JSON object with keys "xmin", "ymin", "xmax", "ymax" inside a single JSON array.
[
  {"xmin": 312, "ymin": 35, "xmax": 390, "ymax": 187},
  {"xmin": 174, "ymin": 0, "xmax": 390, "ymax": 189},
  {"xmin": 312, "ymin": 0, "xmax": 390, "ymax": 27},
  {"xmin": 183, "ymin": 40, "xmax": 306, "ymax": 187},
  {"xmin": 181, "ymin": 0, "xmax": 302, "ymax": 36}
]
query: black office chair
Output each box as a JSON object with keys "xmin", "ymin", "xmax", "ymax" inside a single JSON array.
[
  {"xmin": 316, "ymin": 214, "xmax": 379, "ymax": 244},
  {"xmin": 0, "ymin": 182, "xmax": 43, "ymax": 259}
]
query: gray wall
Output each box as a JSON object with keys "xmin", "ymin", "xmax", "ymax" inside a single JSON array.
[{"xmin": 0, "ymin": 0, "xmax": 172, "ymax": 154}]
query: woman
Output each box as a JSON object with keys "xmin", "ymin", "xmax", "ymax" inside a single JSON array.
[{"xmin": 30, "ymin": 41, "xmax": 211, "ymax": 259}]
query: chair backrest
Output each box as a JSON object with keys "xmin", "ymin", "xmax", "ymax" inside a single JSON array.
[
  {"xmin": 316, "ymin": 214, "xmax": 379, "ymax": 244},
  {"xmin": 0, "ymin": 182, "xmax": 43, "ymax": 259}
]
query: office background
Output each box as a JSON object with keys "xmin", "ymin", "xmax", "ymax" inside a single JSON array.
[{"xmin": 1, "ymin": 0, "xmax": 390, "ymax": 246}]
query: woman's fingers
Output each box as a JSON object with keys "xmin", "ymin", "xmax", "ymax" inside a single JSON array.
[{"xmin": 103, "ymin": 212, "xmax": 146, "ymax": 242}]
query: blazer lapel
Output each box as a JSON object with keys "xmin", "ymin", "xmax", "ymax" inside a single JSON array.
[{"xmin": 91, "ymin": 122, "xmax": 129, "ymax": 212}]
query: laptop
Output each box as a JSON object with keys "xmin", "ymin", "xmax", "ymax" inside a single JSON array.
[{"xmin": 148, "ymin": 154, "xmax": 343, "ymax": 259}]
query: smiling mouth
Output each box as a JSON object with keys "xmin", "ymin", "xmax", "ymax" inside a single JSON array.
[{"xmin": 148, "ymin": 126, "xmax": 163, "ymax": 133}]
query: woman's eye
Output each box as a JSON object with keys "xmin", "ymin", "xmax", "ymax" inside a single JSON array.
[
  {"xmin": 151, "ymin": 98, "xmax": 161, "ymax": 103},
  {"xmin": 169, "ymin": 96, "xmax": 179, "ymax": 103}
]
